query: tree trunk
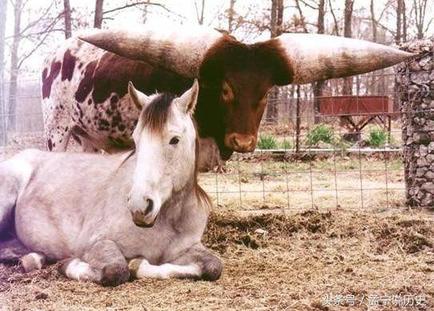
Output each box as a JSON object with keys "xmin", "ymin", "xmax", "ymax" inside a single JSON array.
[
  {"xmin": 266, "ymin": 0, "xmax": 284, "ymax": 123},
  {"xmin": 8, "ymin": 0, "xmax": 23, "ymax": 132},
  {"xmin": 195, "ymin": 0, "xmax": 205, "ymax": 25},
  {"xmin": 413, "ymin": 0, "xmax": 428, "ymax": 40},
  {"xmin": 342, "ymin": 0, "xmax": 354, "ymax": 95},
  {"xmin": 313, "ymin": 0, "xmax": 325, "ymax": 123},
  {"xmin": 396, "ymin": 0, "xmax": 402, "ymax": 44},
  {"xmin": 228, "ymin": 0, "xmax": 235, "ymax": 33},
  {"xmin": 94, "ymin": 0, "xmax": 104, "ymax": 28},
  {"xmin": 370, "ymin": 0, "xmax": 377, "ymax": 41},
  {"xmin": 402, "ymin": 0, "xmax": 407, "ymax": 41},
  {"xmin": 63, "ymin": 0, "xmax": 72, "ymax": 38},
  {"xmin": 0, "ymin": 0, "xmax": 7, "ymax": 144}
]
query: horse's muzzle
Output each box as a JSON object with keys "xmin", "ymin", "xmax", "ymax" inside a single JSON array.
[
  {"xmin": 132, "ymin": 212, "xmax": 156, "ymax": 228},
  {"xmin": 131, "ymin": 210, "xmax": 156, "ymax": 228}
]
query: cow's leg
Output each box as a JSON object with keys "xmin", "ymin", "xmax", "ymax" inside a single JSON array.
[
  {"xmin": 78, "ymin": 136, "xmax": 100, "ymax": 153},
  {"xmin": 70, "ymin": 127, "xmax": 99, "ymax": 153},
  {"xmin": 44, "ymin": 123, "xmax": 73, "ymax": 151},
  {"xmin": 60, "ymin": 240, "xmax": 129, "ymax": 286},
  {"xmin": 129, "ymin": 243, "xmax": 222, "ymax": 281}
]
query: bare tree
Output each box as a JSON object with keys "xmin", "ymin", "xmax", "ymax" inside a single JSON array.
[
  {"xmin": 328, "ymin": 0, "xmax": 340, "ymax": 35},
  {"xmin": 227, "ymin": 0, "xmax": 236, "ymax": 33},
  {"xmin": 294, "ymin": 0, "xmax": 308, "ymax": 33},
  {"xmin": 194, "ymin": 0, "xmax": 205, "ymax": 25},
  {"xmin": 396, "ymin": 0, "xmax": 403, "ymax": 44},
  {"xmin": 313, "ymin": 0, "xmax": 325, "ymax": 123},
  {"xmin": 370, "ymin": 0, "xmax": 377, "ymax": 41},
  {"xmin": 96, "ymin": 1, "xmax": 173, "ymax": 28},
  {"xmin": 8, "ymin": 0, "xmax": 24, "ymax": 131},
  {"xmin": 413, "ymin": 0, "xmax": 431, "ymax": 39},
  {"xmin": 0, "ymin": 0, "xmax": 7, "ymax": 143},
  {"xmin": 8, "ymin": 0, "xmax": 63, "ymax": 131},
  {"xmin": 342, "ymin": 0, "xmax": 354, "ymax": 95},
  {"xmin": 402, "ymin": 0, "xmax": 407, "ymax": 41},
  {"xmin": 266, "ymin": 0, "xmax": 284, "ymax": 123},
  {"xmin": 63, "ymin": 0, "xmax": 72, "ymax": 38},
  {"xmin": 94, "ymin": 0, "xmax": 104, "ymax": 28}
]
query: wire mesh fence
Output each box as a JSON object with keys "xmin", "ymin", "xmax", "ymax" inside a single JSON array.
[{"xmin": 0, "ymin": 76, "xmax": 409, "ymax": 211}]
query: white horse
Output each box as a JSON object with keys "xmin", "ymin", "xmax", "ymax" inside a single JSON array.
[{"xmin": 0, "ymin": 80, "xmax": 222, "ymax": 286}]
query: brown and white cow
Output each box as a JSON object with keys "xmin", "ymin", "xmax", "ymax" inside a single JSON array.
[{"xmin": 42, "ymin": 25, "xmax": 412, "ymax": 163}]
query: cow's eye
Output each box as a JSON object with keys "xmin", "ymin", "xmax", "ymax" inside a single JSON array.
[{"xmin": 169, "ymin": 137, "xmax": 180, "ymax": 145}]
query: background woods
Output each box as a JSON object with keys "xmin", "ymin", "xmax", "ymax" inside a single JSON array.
[{"xmin": 0, "ymin": 0, "xmax": 432, "ymax": 134}]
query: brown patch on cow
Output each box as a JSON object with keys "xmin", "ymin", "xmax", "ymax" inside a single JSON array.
[
  {"xmin": 200, "ymin": 36, "xmax": 293, "ymax": 86},
  {"xmin": 75, "ymin": 61, "xmax": 97, "ymax": 102},
  {"xmin": 42, "ymin": 61, "xmax": 61, "ymax": 99},
  {"xmin": 61, "ymin": 49, "xmax": 76, "ymax": 81},
  {"xmin": 47, "ymin": 139, "xmax": 53, "ymax": 151},
  {"xmin": 75, "ymin": 52, "xmax": 191, "ymax": 105}
]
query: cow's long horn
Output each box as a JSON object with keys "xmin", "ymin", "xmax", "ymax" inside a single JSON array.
[
  {"xmin": 79, "ymin": 26, "xmax": 224, "ymax": 78},
  {"xmin": 274, "ymin": 34, "xmax": 415, "ymax": 84}
]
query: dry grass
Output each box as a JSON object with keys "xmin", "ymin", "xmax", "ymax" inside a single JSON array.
[
  {"xmin": 1, "ymin": 132, "xmax": 430, "ymax": 310},
  {"xmin": 1, "ymin": 208, "xmax": 433, "ymax": 310},
  {"xmin": 200, "ymin": 153, "xmax": 405, "ymax": 211}
]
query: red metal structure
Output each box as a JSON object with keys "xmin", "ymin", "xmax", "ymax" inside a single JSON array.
[{"xmin": 317, "ymin": 95, "xmax": 393, "ymax": 141}]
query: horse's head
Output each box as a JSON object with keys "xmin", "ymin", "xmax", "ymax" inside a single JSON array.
[{"xmin": 126, "ymin": 80, "xmax": 199, "ymax": 227}]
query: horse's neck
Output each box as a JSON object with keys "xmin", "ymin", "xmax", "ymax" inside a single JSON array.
[{"xmin": 161, "ymin": 181, "xmax": 208, "ymax": 232}]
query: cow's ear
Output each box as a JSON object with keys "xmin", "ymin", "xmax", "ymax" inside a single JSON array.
[
  {"xmin": 128, "ymin": 81, "xmax": 151, "ymax": 110},
  {"xmin": 177, "ymin": 79, "xmax": 199, "ymax": 115}
]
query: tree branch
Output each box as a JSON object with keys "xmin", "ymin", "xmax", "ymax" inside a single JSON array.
[
  {"xmin": 17, "ymin": 12, "xmax": 63, "ymax": 69},
  {"xmin": 103, "ymin": 1, "xmax": 168, "ymax": 15}
]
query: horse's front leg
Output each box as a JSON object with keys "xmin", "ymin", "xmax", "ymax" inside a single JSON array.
[
  {"xmin": 129, "ymin": 243, "xmax": 222, "ymax": 281},
  {"xmin": 60, "ymin": 240, "xmax": 130, "ymax": 286}
]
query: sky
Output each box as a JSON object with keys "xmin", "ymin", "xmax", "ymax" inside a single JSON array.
[{"xmin": 2, "ymin": 0, "xmax": 434, "ymax": 79}]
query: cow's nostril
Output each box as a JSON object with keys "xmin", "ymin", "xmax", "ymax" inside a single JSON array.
[{"xmin": 144, "ymin": 198, "xmax": 154, "ymax": 215}]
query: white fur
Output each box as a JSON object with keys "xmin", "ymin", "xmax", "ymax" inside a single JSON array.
[
  {"xmin": 27, "ymin": 253, "xmax": 44, "ymax": 269},
  {"xmin": 65, "ymin": 259, "xmax": 95, "ymax": 281},
  {"xmin": 4, "ymin": 149, "xmax": 38, "ymax": 195},
  {"xmin": 20, "ymin": 252, "xmax": 45, "ymax": 272},
  {"xmin": 135, "ymin": 259, "xmax": 200, "ymax": 279}
]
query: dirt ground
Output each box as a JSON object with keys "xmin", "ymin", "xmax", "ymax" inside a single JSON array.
[
  {"xmin": 1, "ymin": 133, "xmax": 432, "ymax": 310},
  {"xmin": 0, "ymin": 208, "xmax": 433, "ymax": 311}
]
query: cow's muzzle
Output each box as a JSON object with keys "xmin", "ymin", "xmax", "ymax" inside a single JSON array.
[{"xmin": 224, "ymin": 133, "xmax": 256, "ymax": 153}]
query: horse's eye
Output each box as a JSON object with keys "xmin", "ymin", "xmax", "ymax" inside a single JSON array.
[{"xmin": 169, "ymin": 137, "xmax": 180, "ymax": 145}]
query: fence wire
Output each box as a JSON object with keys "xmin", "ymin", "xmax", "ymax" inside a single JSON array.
[{"xmin": 0, "ymin": 77, "xmax": 418, "ymax": 211}]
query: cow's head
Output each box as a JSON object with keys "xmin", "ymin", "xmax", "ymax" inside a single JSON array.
[{"xmin": 80, "ymin": 27, "xmax": 413, "ymax": 159}]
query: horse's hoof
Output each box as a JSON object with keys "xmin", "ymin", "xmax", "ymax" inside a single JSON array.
[
  {"xmin": 20, "ymin": 253, "xmax": 45, "ymax": 273},
  {"xmin": 201, "ymin": 255, "xmax": 223, "ymax": 281},
  {"xmin": 101, "ymin": 263, "xmax": 130, "ymax": 287}
]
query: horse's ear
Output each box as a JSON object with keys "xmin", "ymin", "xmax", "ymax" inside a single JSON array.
[
  {"xmin": 128, "ymin": 81, "xmax": 151, "ymax": 110},
  {"xmin": 177, "ymin": 79, "xmax": 199, "ymax": 115}
]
